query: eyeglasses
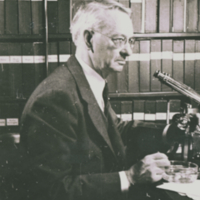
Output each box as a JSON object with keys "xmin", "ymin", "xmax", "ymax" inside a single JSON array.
[{"xmin": 91, "ymin": 31, "xmax": 135, "ymax": 50}]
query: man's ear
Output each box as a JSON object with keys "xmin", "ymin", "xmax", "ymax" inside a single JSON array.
[{"xmin": 83, "ymin": 30, "xmax": 93, "ymax": 52}]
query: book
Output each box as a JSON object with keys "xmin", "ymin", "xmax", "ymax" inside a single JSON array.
[
  {"xmin": 150, "ymin": 40, "xmax": 161, "ymax": 92},
  {"xmin": 130, "ymin": 0, "xmax": 143, "ymax": 33},
  {"xmin": 18, "ymin": 0, "xmax": 32, "ymax": 34},
  {"xmin": 22, "ymin": 43, "xmax": 35, "ymax": 98},
  {"xmin": 198, "ymin": 1, "xmax": 200, "ymax": 32},
  {"xmin": 0, "ymin": 43, "xmax": 10, "ymax": 97},
  {"xmin": 173, "ymin": 40, "xmax": 184, "ymax": 83},
  {"xmin": 0, "ymin": 103, "xmax": 6, "ymax": 134},
  {"xmin": 9, "ymin": 43, "xmax": 23, "ymax": 99},
  {"xmin": 195, "ymin": 40, "xmax": 200, "ymax": 92},
  {"xmin": 6, "ymin": 102, "xmax": 20, "ymax": 133},
  {"xmin": 133, "ymin": 100, "xmax": 145, "ymax": 120},
  {"xmin": 59, "ymin": 41, "xmax": 71, "ymax": 65},
  {"xmin": 110, "ymin": 100, "xmax": 121, "ymax": 118},
  {"xmin": 128, "ymin": 40, "xmax": 139, "ymax": 93},
  {"xmin": 161, "ymin": 40, "xmax": 173, "ymax": 91},
  {"xmin": 184, "ymin": 40, "xmax": 195, "ymax": 89},
  {"xmin": 159, "ymin": 0, "xmax": 171, "ymax": 33},
  {"xmin": 145, "ymin": 0, "xmax": 157, "ymax": 33},
  {"xmin": 0, "ymin": 0, "xmax": 4, "ymax": 34},
  {"xmin": 139, "ymin": 40, "xmax": 150, "ymax": 92},
  {"xmin": 172, "ymin": 0, "xmax": 184, "ymax": 32},
  {"xmin": 144, "ymin": 100, "xmax": 156, "ymax": 121},
  {"xmin": 48, "ymin": 42, "xmax": 58, "ymax": 75},
  {"xmin": 169, "ymin": 99, "xmax": 181, "ymax": 120},
  {"xmin": 33, "ymin": 42, "xmax": 46, "ymax": 87},
  {"xmin": 5, "ymin": 0, "xmax": 18, "ymax": 34},
  {"xmin": 31, "ymin": 0, "xmax": 44, "ymax": 34},
  {"xmin": 117, "ymin": 62, "xmax": 128, "ymax": 93},
  {"xmin": 186, "ymin": 0, "xmax": 198, "ymax": 32},
  {"xmin": 107, "ymin": 73, "xmax": 118, "ymax": 93},
  {"xmin": 47, "ymin": 0, "xmax": 58, "ymax": 34},
  {"xmin": 120, "ymin": 101, "xmax": 132, "ymax": 121},
  {"xmin": 58, "ymin": 0, "xmax": 70, "ymax": 33},
  {"xmin": 156, "ymin": 100, "xmax": 167, "ymax": 122}
]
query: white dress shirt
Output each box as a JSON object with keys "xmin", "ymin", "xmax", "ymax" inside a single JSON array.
[{"xmin": 75, "ymin": 55, "xmax": 130, "ymax": 192}]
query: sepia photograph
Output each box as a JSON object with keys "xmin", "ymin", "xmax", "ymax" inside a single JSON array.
[{"xmin": 0, "ymin": 0, "xmax": 200, "ymax": 199}]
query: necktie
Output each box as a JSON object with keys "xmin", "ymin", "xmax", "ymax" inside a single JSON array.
[{"xmin": 103, "ymin": 82, "xmax": 109, "ymax": 116}]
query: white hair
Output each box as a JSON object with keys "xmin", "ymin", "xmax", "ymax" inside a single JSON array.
[{"xmin": 70, "ymin": 0, "xmax": 131, "ymax": 46}]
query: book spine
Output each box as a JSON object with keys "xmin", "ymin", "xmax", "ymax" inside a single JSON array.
[
  {"xmin": 33, "ymin": 42, "xmax": 46, "ymax": 87},
  {"xmin": 195, "ymin": 40, "xmax": 200, "ymax": 91},
  {"xmin": 150, "ymin": 40, "xmax": 161, "ymax": 92},
  {"xmin": 198, "ymin": 0, "xmax": 200, "ymax": 32},
  {"xmin": 172, "ymin": 0, "xmax": 184, "ymax": 32},
  {"xmin": 9, "ymin": 43, "xmax": 23, "ymax": 99},
  {"xmin": 110, "ymin": 100, "xmax": 121, "ymax": 118},
  {"xmin": 18, "ymin": 0, "xmax": 32, "ymax": 34},
  {"xmin": 120, "ymin": 101, "xmax": 133, "ymax": 121},
  {"xmin": 58, "ymin": 0, "xmax": 70, "ymax": 33},
  {"xmin": 186, "ymin": 0, "xmax": 198, "ymax": 32},
  {"xmin": 144, "ymin": 100, "xmax": 156, "ymax": 121},
  {"xmin": 107, "ymin": 73, "xmax": 118, "ymax": 93},
  {"xmin": 0, "ymin": 43, "xmax": 11, "ymax": 97},
  {"xmin": 169, "ymin": 99, "xmax": 181, "ymax": 120},
  {"xmin": 130, "ymin": 0, "xmax": 143, "ymax": 33},
  {"xmin": 22, "ymin": 43, "xmax": 35, "ymax": 98},
  {"xmin": 139, "ymin": 40, "xmax": 150, "ymax": 92},
  {"xmin": 5, "ymin": 0, "xmax": 18, "ymax": 34},
  {"xmin": 184, "ymin": 40, "xmax": 195, "ymax": 89},
  {"xmin": 0, "ymin": 102, "xmax": 6, "ymax": 134},
  {"xmin": 145, "ymin": 0, "xmax": 157, "ymax": 33},
  {"xmin": 0, "ymin": 0, "xmax": 4, "ymax": 34},
  {"xmin": 156, "ymin": 100, "xmax": 167, "ymax": 122},
  {"xmin": 47, "ymin": 0, "xmax": 58, "ymax": 34},
  {"xmin": 116, "ymin": 62, "xmax": 128, "ymax": 93},
  {"xmin": 159, "ymin": 0, "xmax": 171, "ymax": 33},
  {"xmin": 31, "ymin": 0, "xmax": 44, "ymax": 34},
  {"xmin": 128, "ymin": 40, "xmax": 139, "ymax": 93},
  {"xmin": 6, "ymin": 102, "xmax": 20, "ymax": 133},
  {"xmin": 133, "ymin": 100, "xmax": 145, "ymax": 120},
  {"xmin": 58, "ymin": 40, "xmax": 71, "ymax": 65},
  {"xmin": 48, "ymin": 42, "xmax": 58, "ymax": 75},
  {"xmin": 173, "ymin": 40, "xmax": 184, "ymax": 83},
  {"xmin": 161, "ymin": 39, "xmax": 173, "ymax": 91}
]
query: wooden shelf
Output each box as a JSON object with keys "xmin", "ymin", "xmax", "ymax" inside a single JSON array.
[{"xmin": 134, "ymin": 33, "xmax": 200, "ymax": 39}]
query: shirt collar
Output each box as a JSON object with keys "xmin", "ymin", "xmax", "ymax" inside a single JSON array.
[{"xmin": 75, "ymin": 54, "xmax": 106, "ymax": 101}]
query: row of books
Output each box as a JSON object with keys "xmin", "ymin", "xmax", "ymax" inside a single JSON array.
[
  {"xmin": 0, "ymin": 41, "xmax": 74, "ymax": 100},
  {"xmin": 0, "ymin": 99, "xmax": 181, "ymax": 134},
  {"xmin": 130, "ymin": 0, "xmax": 200, "ymax": 33},
  {"xmin": 0, "ymin": 102, "xmax": 25, "ymax": 134},
  {"xmin": 0, "ymin": 0, "xmax": 70, "ymax": 35},
  {"xmin": 107, "ymin": 39, "xmax": 200, "ymax": 93},
  {"xmin": 110, "ymin": 99, "xmax": 182, "ymax": 122},
  {"xmin": 71, "ymin": 0, "xmax": 200, "ymax": 33}
]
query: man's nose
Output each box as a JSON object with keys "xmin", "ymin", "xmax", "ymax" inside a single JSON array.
[{"xmin": 120, "ymin": 43, "xmax": 133, "ymax": 58}]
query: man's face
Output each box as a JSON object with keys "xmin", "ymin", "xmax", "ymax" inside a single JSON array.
[{"xmin": 90, "ymin": 10, "xmax": 134, "ymax": 77}]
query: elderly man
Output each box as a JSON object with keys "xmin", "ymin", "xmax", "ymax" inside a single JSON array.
[{"xmin": 10, "ymin": 1, "xmax": 186, "ymax": 200}]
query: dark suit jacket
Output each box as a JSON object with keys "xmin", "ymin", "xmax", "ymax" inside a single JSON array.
[{"xmin": 6, "ymin": 56, "xmax": 173, "ymax": 200}]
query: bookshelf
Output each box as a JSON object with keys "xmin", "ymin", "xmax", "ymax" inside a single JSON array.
[{"xmin": 0, "ymin": 0, "xmax": 200, "ymax": 135}]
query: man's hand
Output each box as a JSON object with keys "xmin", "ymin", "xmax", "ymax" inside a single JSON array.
[{"xmin": 125, "ymin": 152, "xmax": 170, "ymax": 185}]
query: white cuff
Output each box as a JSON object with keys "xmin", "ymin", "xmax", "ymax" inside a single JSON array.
[{"xmin": 119, "ymin": 171, "xmax": 131, "ymax": 192}]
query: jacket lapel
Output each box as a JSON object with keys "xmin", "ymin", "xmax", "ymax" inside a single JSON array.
[{"xmin": 66, "ymin": 56, "xmax": 117, "ymax": 159}]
